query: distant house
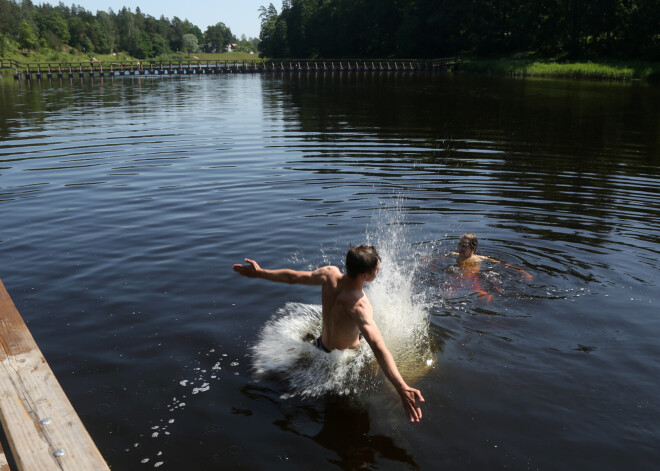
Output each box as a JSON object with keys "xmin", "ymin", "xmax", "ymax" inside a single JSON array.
[{"xmin": 226, "ymin": 43, "xmax": 238, "ymax": 52}]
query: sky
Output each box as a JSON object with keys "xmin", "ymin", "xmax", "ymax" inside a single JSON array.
[{"xmin": 54, "ymin": 0, "xmax": 277, "ymax": 38}]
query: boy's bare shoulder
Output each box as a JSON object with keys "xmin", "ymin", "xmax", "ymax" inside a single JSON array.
[
  {"xmin": 314, "ymin": 265, "xmax": 342, "ymax": 276},
  {"xmin": 461, "ymin": 254, "xmax": 489, "ymax": 263}
]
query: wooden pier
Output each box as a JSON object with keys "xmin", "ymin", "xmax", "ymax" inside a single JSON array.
[
  {"xmin": 0, "ymin": 280, "xmax": 109, "ymax": 470},
  {"xmin": 0, "ymin": 58, "xmax": 461, "ymax": 80}
]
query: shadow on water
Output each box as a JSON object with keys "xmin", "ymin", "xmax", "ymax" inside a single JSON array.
[
  {"xmin": 311, "ymin": 397, "xmax": 418, "ymax": 470},
  {"xmin": 243, "ymin": 383, "xmax": 419, "ymax": 470}
]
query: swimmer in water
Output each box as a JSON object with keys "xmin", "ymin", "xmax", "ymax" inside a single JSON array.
[
  {"xmin": 453, "ymin": 233, "xmax": 532, "ymax": 301},
  {"xmin": 233, "ymin": 244, "xmax": 424, "ymax": 423},
  {"xmin": 453, "ymin": 233, "xmax": 532, "ymax": 280},
  {"xmin": 426, "ymin": 233, "xmax": 532, "ymax": 302}
]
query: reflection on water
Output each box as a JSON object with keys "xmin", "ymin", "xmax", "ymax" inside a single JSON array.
[
  {"xmin": 312, "ymin": 397, "xmax": 418, "ymax": 470},
  {"xmin": 0, "ymin": 73, "xmax": 659, "ymax": 470}
]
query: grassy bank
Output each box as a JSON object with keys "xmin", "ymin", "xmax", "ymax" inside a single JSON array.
[
  {"xmin": 458, "ymin": 58, "xmax": 660, "ymax": 81},
  {"xmin": 2, "ymin": 51, "xmax": 260, "ymax": 64}
]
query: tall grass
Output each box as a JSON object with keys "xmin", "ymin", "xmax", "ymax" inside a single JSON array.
[{"xmin": 459, "ymin": 58, "xmax": 660, "ymax": 81}]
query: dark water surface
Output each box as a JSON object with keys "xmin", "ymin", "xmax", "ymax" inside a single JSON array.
[{"xmin": 1, "ymin": 72, "xmax": 659, "ymax": 470}]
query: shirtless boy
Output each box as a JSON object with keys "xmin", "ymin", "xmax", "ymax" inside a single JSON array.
[
  {"xmin": 454, "ymin": 233, "xmax": 492, "ymax": 266},
  {"xmin": 430, "ymin": 233, "xmax": 531, "ymax": 302},
  {"xmin": 453, "ymin": 233, "xmax": 532, "ymax": 281},
  {"xmin": 233, "ymin": 244, "xmax": 424, "ymax": 422}
]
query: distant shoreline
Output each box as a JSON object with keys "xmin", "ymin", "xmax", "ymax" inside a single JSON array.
[{"xmin": 3, "ymin": 54, "xmax": 659, "ymax": 83}]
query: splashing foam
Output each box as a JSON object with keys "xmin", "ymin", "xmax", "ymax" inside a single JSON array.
[
  {"xmin": 366, "ymin": 203, "xmax": 433, "ymax": 374},
  {"xmin": 251, "ymin": 203, "xmax": 432, "ymax": 398}
]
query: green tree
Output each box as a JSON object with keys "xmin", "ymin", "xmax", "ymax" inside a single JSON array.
[
  {"xmin": 151, "ymin": 32, "xmax": 169, "ymax": 56},
  {"xmin": 135, "ymin": 31, "xmax": 153, "ymax": 58},
  {"xmin": 259, "ymin": 3, "xmax": 289, "ymax": 57},
  {"xmin": 18, "ymin": 19, "xmax": 38, "ymax": 49},
  {"xmin": 184, "ymin": 21, "xmax": 203, "ymax": 43},
  {"xmin": 115, "ymin": 7, "xmax": 138, "ymax": 53},
  {"xmin": 96, "ymin": 11, "xmax": 117, "ymax": 52},
  {"xmin": 204, "ymin": 21, "xmax": 233, "ymax": 52},
  {"xmin": 42, "ymin": 11, "xmax": 70, "ymax": 44},
  {"xmin": 182, "ymin": 33, "xmax": 199, "ymax": 53},
  {"xmin": 169, "ymin": 16, "xmax": 186, "ymax": 52},
  {"xmin": 68, "ymin": 16, "xmax": 92, "ymax": 52},
  {"xmin": 0, "ymin": 0, "xmax": 21, "ymax": 37}
]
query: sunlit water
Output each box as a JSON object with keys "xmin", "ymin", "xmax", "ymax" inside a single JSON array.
[{"xmin": 1, "ymin": 73, "xmax": 659, "ymax": 470}]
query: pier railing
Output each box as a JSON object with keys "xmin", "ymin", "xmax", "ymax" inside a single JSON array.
[{"xmin": 1, "ymin": 58, "xmax": 461, "ymax": 80}]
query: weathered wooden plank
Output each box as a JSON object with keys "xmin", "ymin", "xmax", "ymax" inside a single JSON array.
[
  {"xmin": 0, "ymin": 284, "xmax": 33, "ymax": 358},
  {"xmin": 0, "ymin": 279, "xmax": 109, "ymax": 471},
  {"xmin": 0, "ymin": 439, "xmax": 10, "ymax": 471}
]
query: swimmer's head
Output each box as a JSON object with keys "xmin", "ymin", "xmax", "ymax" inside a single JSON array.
[
  {"xmin": 458, "ymin": 233, "xmax": 478, "ymax": 256},
  {"xmin": 346, "ymin": 245, "xmax": 381, "ymax": 278}
]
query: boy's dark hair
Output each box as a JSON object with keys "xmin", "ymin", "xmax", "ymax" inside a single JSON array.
[
  {"xmin": 461, "ymin": 233, "xmax": 478, "ymax": 248},
  {"xmin": 346, "ymin": 245, "xmax": 380, "ymax": 278}
]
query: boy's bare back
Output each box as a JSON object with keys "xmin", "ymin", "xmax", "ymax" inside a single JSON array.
[{"xmin": 309, "ymin": 265, "xmax": 371, "ymax": 350}]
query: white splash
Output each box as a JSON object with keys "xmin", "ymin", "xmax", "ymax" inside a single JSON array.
[
  {"xmin": 251, "ymin": 201, "xmax": 433, "ymax": 398},
  {"xmin": 251, "ymin": 303, "xmax": 373, "ymax": 397},
  {"xmin": 365, "ymin": 202, "xmax": 433, "ymax": 372}
]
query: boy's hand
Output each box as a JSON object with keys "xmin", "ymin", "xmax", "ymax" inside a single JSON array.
[
  {"xmin": 399, "ymin": 386, "xmax": 425, "ymax": 422},
  {"xmin": 233, "ymin": 259, "xmax": 261, "ymax": 277}
]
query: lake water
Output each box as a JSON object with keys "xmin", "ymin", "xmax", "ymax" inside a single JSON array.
[{"xmin": 1, "ymin": 72, "xmax": 659, "ymax": 470}]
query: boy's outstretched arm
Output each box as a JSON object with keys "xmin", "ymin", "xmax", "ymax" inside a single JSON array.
[
  {"xmin": 233, "ymin": 258, "xmax": 336, "ymax": 285},
  {"xmin": 356, "ymin": 305, "xmax": 424, "ymax": 422},
  {"xmin": 484, "ymin": 256, "xmax": 533, "ymax": 281}
]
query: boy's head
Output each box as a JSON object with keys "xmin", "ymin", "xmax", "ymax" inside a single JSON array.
[
  {"xmin": 346, "ymin": 245, "xmax": 381, "ymax": 278},
  {"xmin": 458, "ymin": 233, "xmax": 478, "ymax": 255}
]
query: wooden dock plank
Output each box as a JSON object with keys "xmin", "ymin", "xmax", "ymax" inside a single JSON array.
[
  {"xmin": 0, "ymin": 279, "xmax": 109, "ymax": 470},
  {"xmin": 0, "ymin": 439, "xmax": 9, "ymax": 471}
]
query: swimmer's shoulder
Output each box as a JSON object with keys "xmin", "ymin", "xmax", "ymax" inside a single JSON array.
[
  {"xmin": 457, "ymin": 254, "xmax": 486, "ymax": 266},
  {"xmin": 314, "ymin": 265, "xmax": 343, "ymax": 284},
  {"xmin": 478, "ymin": 255, "xmax": 500, "ymax": 263},
  {"xmin": 316, "ymin": 265, "xmax": 342, "ymax": 276}
]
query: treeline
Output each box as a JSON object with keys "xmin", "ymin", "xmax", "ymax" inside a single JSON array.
[
  {"xmin": 258, "ymin": 0, "xmax": 660, "ymax": 59},
  {"xmin": 0, "ymin": 0, "xmax": 258, "ymax": 59}
]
